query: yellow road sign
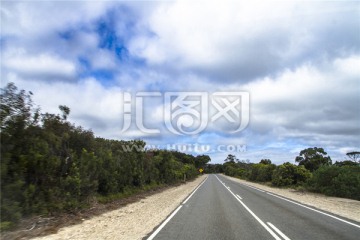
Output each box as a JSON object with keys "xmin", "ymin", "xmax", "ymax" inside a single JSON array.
[{"xmin": 199, "ymin": 168, "xmax": 203, "ymax": 173}]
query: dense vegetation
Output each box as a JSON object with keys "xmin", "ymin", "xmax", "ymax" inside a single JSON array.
[
  {"xmin": 210, "ymin": 148, "xmax": 360, "ymax": 201},
  {"xmin": 0, "ymin": 83, "xmax": 209, "ymax": 230}
]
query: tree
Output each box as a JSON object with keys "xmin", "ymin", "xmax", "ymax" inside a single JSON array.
[
  {"xmin": 259, "ymin": 159, "xmax": 272, "ymax": 165},
  {"xmin": 346, "ymin": 151, "xmax": 360, "ymax": 163},
  {"xmin": 1, "ymin": 83, "xmax": 40, "ymax": 225},
  {"xmin": 59, "ymin": 105, "xmax": 70, "ymax": 120},
  {"xmin": 307, "ymin": 165, "xmax": 360, "ymax": 200},
  {"xmin": 224, "ymin": 154, "xmax": 238, "ymax": 163},
  {"xmin": 0, "ymin": 82, "xmax": 35, "ymax": 131},
  {"xmin": 195, "ymin": 155, "xmax": 211, "ymax": 168},
  {"xmin": 295, "ymin": 147, "xmax": 332, "ymax": 172},
  {"xmin": 204, "ymin": 164, "xmax": 223, "ymax": 173},
  {"xmin": 272, "ymin": 162, "xmax": 311, "ymax": 186},
  {"xmin": 256, "ymin": 163, "xmax": 276, "ymax": 182},
  {"xmin": 334, "ymin": 160, "xmax": 359, "ymax": 167},
  {"xmin": 0, "ymin": 83, "xmax": 204, "ymax": 230}
]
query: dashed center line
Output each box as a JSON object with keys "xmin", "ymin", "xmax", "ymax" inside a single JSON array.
[
  {"xmin": 147, "ymin": 176, "xmax": 208, "ymax": 240},
  {"xmin": 215, "ymin": 175, "xmax": 291, "ymax": 240}
]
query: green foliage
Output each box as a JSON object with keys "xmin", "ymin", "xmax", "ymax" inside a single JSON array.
[
  {"xmin": 259, "ymin": 159, "xmax": 272, "ymax": 165},
  {"xmin": 221, "ymin": 151, "xmax": 359, "ymax": 201},
  {"xmin": 204, "ymin": 164, "xmax": 223, "ymax": 173},
  {"xmin": 248, "ymin": 163, "xmax": 276, "ymax": 182},
  {"xmin": 0, "ymin": 83, "xmax": 206, "ymax": 229},
  {"xmin": 224, "ymin": 154, "xmax": 237, "ymax": 163},
  {"xmin": 195, "ymin": 155, "xmax": 211, "ymax": 168},
  {"xmin": 0, "ymin": 222, "xmax": 14, "ymax": 231},
  {"xmin": 223, "ymin": 163, "xmax": 237, "ymax": 176},
  {"xmin": 272, "ymin": 162, "xmax": 311, "ymax": 187},
  {"xmin": 223, "ymin": 162, "xmax": 247, "ymax": 179},
  {"xmin": 334, "ymin": 160, "xmax": 359, "ymax": 167},
  {"xmin": 295, "ymin": 147, "xmax": 332, "ymax": 172},
  {"xmin": 306, "ymin": 166, "xmax": 360, "ymax": 200},
  {"xmin": 152, "ymin": 150, "xmax": 199, "ymax": 184}
]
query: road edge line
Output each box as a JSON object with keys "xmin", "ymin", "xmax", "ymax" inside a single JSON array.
[
  {"xmin": 147, "ymin": 205, "xmax": 182, "ymax": 240},
  {"xmin": 183, "ymin": 175, "xmax": 208, "ymax": 204},
  {"xmin": 224, "ymin": 174, "xmax": 360, "ymax": 229},
  {"xmin": 266, "ymin": 192, "xmax": 360, "ymax": 229},
  {"xmin": 146, "ymin": 175, "xmax": 208, "ymax": 240},
  {"xmin": 267, "ymin": 222, "xmax": 291, "ymax": 240}
]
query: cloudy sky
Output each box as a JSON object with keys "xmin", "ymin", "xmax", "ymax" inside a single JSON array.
[{"xmin": 1, "ymin": 0, "xmax": 359, "ymax": 164}]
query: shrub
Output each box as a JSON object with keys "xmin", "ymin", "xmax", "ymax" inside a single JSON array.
[
  {"xmin": 272, "ymin": 162, "xmax": 311, "ymax": 187},
  {"xmin": 307, "ymin": 166, "xmax": 360, "ymax": 200},
  {"xmin": 248, "ymin": 163, "xmax": 276, "ymax": 182}
]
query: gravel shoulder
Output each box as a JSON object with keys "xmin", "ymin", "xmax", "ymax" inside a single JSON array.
[
  {"xmin": 32, "ymin": 175, "xmax": 207, "ymax": 240},
  {"xmin": 222, "ymin": 174, "xmax": 360, "ymax": 222}
]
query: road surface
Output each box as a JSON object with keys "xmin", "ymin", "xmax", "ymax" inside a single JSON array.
[{"xmin": 147, "ymin": 174, "xmax": 360, "ymax": 240}]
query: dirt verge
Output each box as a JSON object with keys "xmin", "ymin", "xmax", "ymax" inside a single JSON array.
[{"xmin": 4, "ymin": 175, "xmax": 206, "ymax": 240}]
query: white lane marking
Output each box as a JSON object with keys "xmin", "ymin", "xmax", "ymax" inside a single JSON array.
[
  {"xmin": 236, "ymin": 194, "xmax": 242, "ymax": 200},
  {"xmin": 147, "ymin": 176, "xmax": 208, "ymax": 240},
  {"xmin": 183, "ymin": 176, "xmax": 208, "ymax": 204},
  {"xmin": 243, "ymin": 184, "xmax": 265, "ymax": 193},
  {"xmin": 266, "ymin": 192, "xmax": 360, "ymax": 229},
  {"xmin": 223, "ymin": 175, "xmax": 360, "ymax": 229},
  {"xmin": 267, "ymin": 222, "xmax": 292, "ymax": 240},
  {"xmin": 215, "ymin": 175, "xmax": 282, "ymax": 240},
  {"xmin": 224, "ymin": 175, "xmax": 265, "ymax": 193},
  {"xmin": 147, "ymin": 205, "xmax": 182, "ymax": 240}
]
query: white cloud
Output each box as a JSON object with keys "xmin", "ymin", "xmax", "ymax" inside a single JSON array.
[
  {"xmin": 8, "ymin": 77, "xmax": 126, "ymax": 138},
  {"xmin": 129, "ymin": 0, "xmax": 359, "ymax": 81},
  {"xmin": 1, "ymin": 1, "xmax": 112, "ymax": 37},
  {"xmin": 1, "ymin": 0, "xmax": 359, "ymax": 164},
  {"xmin": 3, "ymin": 51, "xmax": 77, "ymax": 80},
  {"xmin": 242, "ymin": 55, "xmax": 360, "ymax": 145}
]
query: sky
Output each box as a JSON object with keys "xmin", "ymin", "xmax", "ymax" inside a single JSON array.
[{"xmin": 1, "ymin": 0, "xmax": 359, "ymax": 164}]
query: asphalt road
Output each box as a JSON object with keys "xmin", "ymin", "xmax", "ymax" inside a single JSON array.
[{"xmin": 147, "ymin": 174, "xmax": 360, "ymax": 240}]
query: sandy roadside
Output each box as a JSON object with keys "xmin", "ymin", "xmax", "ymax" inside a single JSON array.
[
  {"xmin": 222, "ymin": 174, "xmax": 360, "ymax": 222},
  {"xmin": 32, "ymin": 175, "xmax": 207, "ymax": 240}
]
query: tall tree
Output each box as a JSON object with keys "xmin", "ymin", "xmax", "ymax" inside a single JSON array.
[
  {"xmin": 295, "ymin": 147, "xmax": 332, "ymax": 172},
  {"xmin": 195, "ymin": 155, "xmax": 211, "ymax": 168},
  {"xmin": 224, "ymin": 154, "xmax": 237, "ymax": 163},
  {"xmin": 346, "ymin": 151, "xmax": 360, "ymax": 163},
  {"xmin": 259, "ymin": 159, "xmax": 272, "ymax": 165},
  {"xmin": 59, "ymin": 105, "xmax": 70, "ymax": 120}
]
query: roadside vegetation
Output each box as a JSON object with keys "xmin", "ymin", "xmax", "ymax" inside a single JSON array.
[
  {"xmin": 206, "ymin": 150, "xmax": 360, "ymax": 201},
  {"xmin": 0, "ymin": 83, "xmax": 210, "ymax": 231}
]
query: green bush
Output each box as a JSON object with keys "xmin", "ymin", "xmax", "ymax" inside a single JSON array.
[
  {"xmin": 248, "ymin": 163, "xmax": 276, "ymax": 182},
  {"xmin": 0, "ymin": 222, "xmax": 14, "ymax": 231},
  {"xmin": 272, "ymin": 162, "xmax": 311, "ymax": 187},
  {"xmin": 307, "ymin": 166, "xmax": 360, "ymax": 200}
]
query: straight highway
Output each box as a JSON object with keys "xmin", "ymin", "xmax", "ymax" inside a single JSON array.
[{"xmin": 147, "ymin": 174, "xmax": 360, "ymax": 240}]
